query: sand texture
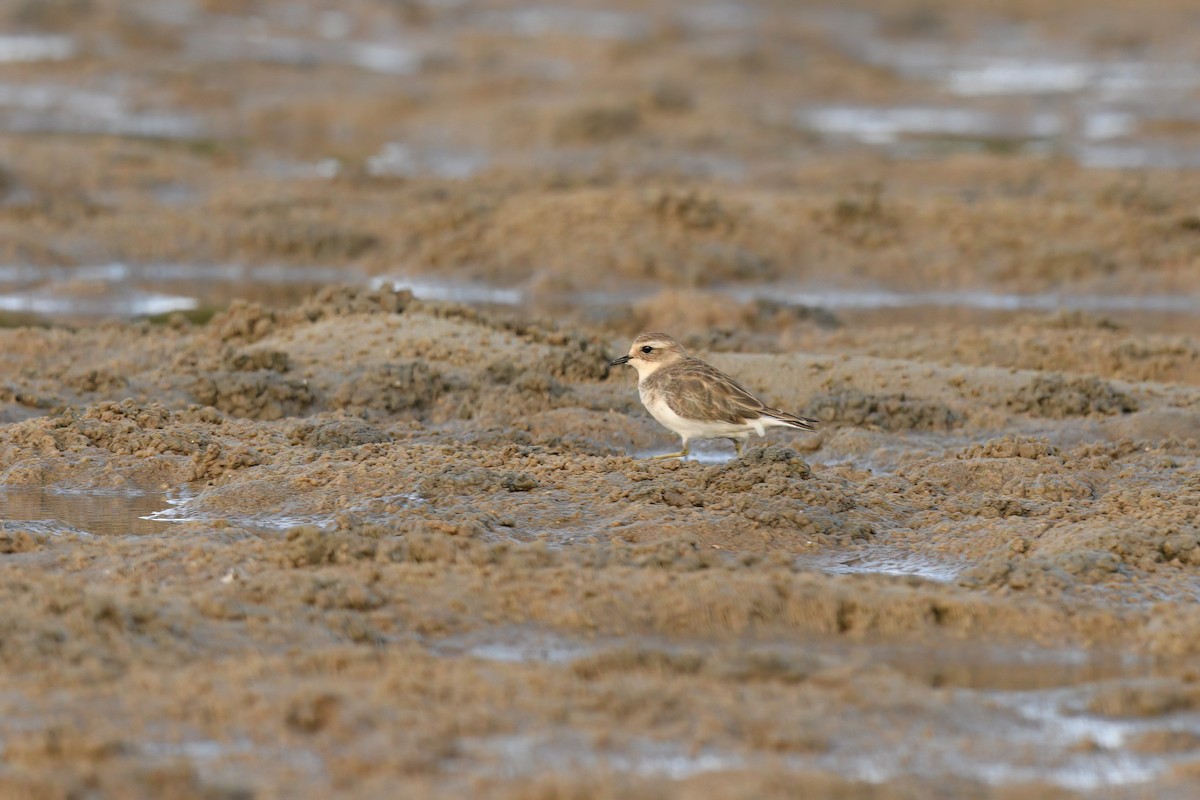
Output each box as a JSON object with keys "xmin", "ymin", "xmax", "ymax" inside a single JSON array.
[{"xmin": 0, "ymin": 0, "xmax": 1199, "ymax": 798}]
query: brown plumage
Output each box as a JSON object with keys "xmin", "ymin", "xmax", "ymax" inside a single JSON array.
[
  {"xmin": 646, "ymin": 357, "xmax": 816, "ymax": 430},
  {"xmin": 610, "ymin": 332, "xmax": 817, "ymax": 459}
]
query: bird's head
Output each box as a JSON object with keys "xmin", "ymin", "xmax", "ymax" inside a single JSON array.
[{"xmin": 609, "ymin": 333, "xmax": 688, "ymax": 378}]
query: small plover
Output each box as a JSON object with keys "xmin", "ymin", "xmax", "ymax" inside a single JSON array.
[{"xmin": 610, "ymin": 332, "xmax": 817, "ymax": 459}]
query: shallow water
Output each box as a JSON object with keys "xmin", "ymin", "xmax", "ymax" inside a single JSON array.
[
  {"xmin": 0, "ymin": 262, "xmax": 364, "ymax": 321},
  {"xmin": 436, "ymin": 631, "xmax": 1182, "ymax": 792},
  {"xmin": 0, "ymin": 487, "xmax": 170, "ymax": 536},
  {"xmin": 798, "ymin": 546, "xmax": 961, "ymax": 582},
  {"xmin": 8, "ymin": 268, "xmax": 1198, "ymax": 337},
  {"xmin": 142, "ymin": 485, "xmax": 424, "ymax": 532},
  {"xmin": 801, "ymin": 7, "xmax": 1200, "ymax": 169},
  {"xmin": 0, "ymin": 83, "xmax": 202, "ymax": 139}
]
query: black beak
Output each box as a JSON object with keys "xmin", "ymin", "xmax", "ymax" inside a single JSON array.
[{"xmin": 609, "ymin": 355, "xmax": 630, "ymax": 366}]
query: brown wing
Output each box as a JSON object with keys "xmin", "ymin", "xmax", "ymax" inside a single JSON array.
[
  {"xmin": 760, "ymin": 406, "xmax": 819, "ymax": 431},
  {"xmin": 659, "ymin": 360, "xmax": 768, "ymax": 424}
]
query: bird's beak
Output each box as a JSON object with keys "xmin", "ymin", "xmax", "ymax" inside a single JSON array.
[{"xmin": 609, "ymin": 355, "xmax": 630, "ymax": 366}]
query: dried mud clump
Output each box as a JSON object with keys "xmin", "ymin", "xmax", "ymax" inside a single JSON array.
[
  {"xmin": 903, "ymin": 453, "xmax": 1094, "ymax": 505},
  {"xmin": 187, "ymin": 441, "xmax": 265, "ymax": 482},
  {"xmin": 708, "ymin": 446, "xmax": 813, "ymax": 489},
  {"xmin": 809, "ymin": 390, "xmax": 961, "ymax": 431},
  {"xmin": 530, "ymin": 347, "xmax": 609, "ymax": 383},
  {"xmin": 1008, "ymin": 374, "xmax": 1137, "ymax": 417},
  {"xmin": 817, "ymin": 184, "xmax": 901, "ymax": 247},
  {"xmin": 416, "ymin": 466, "xmax": 508, "ymax": 497},
  {"xmin": 331, "ymin": 361, "xmax": 446, "ymax": 414},
  {"xmin": 481, "ymin": 319, "xmax": 610, "ymax": 381},
  {"xmin": 0, "ymin": 528, "xmax": 39, "ymax": 554},
  {"xmin": 622, "ymin": 447, "xmax": 816, "ymax": 506},
  {"xmin": 620, "ymin": 449, "xmax": 870, "ymax": 542},
  {"xmin": 959, "ymin": 435, "xmax": 1060, "ymax": 460},
  {"xmin": 1041, "ymin": 520, "xmax": 1200, "ymax": 569},
  {"xmin": 1001, "ymin": 473, "xmax": 1095, "ymax": 502},
  {"xmin": 288, "ymin": 417, "xmax": 390, "ymax": 450},
  {"xmin": 283, "ymin": 526, "xmax": 381, "ymax": 567},
  {"xmin": 968, "ymin": 516, "xmax": 1200, "ymax": 591},
  {"xmin": 619, "ymin": 533, "xmax": 721, "ymax": 571},
  {"xmin": 484, "ymin": 359, "xmax": 564, "ymax": 394},
  {"xmin": 632, "ymin": 292, "xmax": 840, "ymax": 354},
  {"xmin": 298, "ymin": 285, "xmax": 413, "ymax": 320},
  {"xmin": 192, "ymin": 372, "xmax": 315, "ymax": 420},
  {"xmin": 38, "ymin": 402, "xmax": 203, "ymax": 457},
  {"xmin": 572, "ymin": 643, "xmax": 816, "ymax": 683},
  {"xmin": 623, "ymin": 479, "xmax": 706, "ymax": 508},
  {"xmin": 208, "ymin": 300, "xmax": 278, "ymax": 344},
  {"xmin": 736, "ymin": 497, "xmax": 872, "ymax": 541},
  {"xmin": 501, "ymin": 472, "xmax": 539, "ymax": 491},
  {"xmin": 940, "ymin": 493, "xmax": 1035, "ymax": 519},
  {"xmin": 958, "ymin": 551, "xmax": 1075, "ymax": 591},
  {"xmin": 554, "ymin": 104, "xmax": 642, "ymax": 143},
  {"xmin": 224, "ymin": 348, "xmax": 291, "ymax": 373},
  {"xmin": 652, "ymin": 190, "xmax": 738, "ymax": 234},
  {"xmin": 64, "ymin": 368, "xmax": 128, "ymax": 394},
  {"xmin": 0, "ymin": 384, "xmax": 58, "ymax": 410},
  {"xmin": 1088, "ymin": 681, "xmax": 1200, "ymax": 718},
  {"xmin": 239, "ymin": 219, "xmax": 379, "ymax": 261}
]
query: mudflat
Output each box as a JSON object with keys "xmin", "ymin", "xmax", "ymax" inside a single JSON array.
[{"xmin": 1, "ymin": 1, "xmax": 1199, "ymax": 798}]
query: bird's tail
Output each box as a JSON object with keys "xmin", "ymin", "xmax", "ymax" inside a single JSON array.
[{"xmin": 763, "ymin": 408, "xmax": 819, "ymax": 431}]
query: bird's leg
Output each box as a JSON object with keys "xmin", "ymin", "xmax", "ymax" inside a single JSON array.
[
  {"xmin": 651, "ymin": 440, "xmax": 690, "ymax": 460},
  {"xmin": 732, "ymin": 439, "xmax": 744, "ymax": 457}
]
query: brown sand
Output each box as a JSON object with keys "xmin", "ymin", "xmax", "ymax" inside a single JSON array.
[{"xmin": 1, "ymin": 1, "xmax": 1200, "ymax": 798}]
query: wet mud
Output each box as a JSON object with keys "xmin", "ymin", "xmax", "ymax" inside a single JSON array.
[
  {"xmin": 2, "ymin": 287, "xmax": 1199, "ymax": 798},
  {"xmin": 1, "ymin": 0, "xmax": 1200, "ymax": 798}
]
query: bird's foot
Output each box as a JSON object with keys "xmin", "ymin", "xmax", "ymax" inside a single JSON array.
[{"xmin": 651, "ymin": 443, "xmax": 690, "ymax": 460}]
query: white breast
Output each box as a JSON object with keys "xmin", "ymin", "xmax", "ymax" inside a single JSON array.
[{"xmin": 639, "ymin": 383, "xmax": 761, "ymax": 441}]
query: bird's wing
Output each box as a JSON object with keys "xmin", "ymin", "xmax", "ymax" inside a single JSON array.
[{"xmin": 660, "ymin": 360, "xmax": 767, "ymax": 424}]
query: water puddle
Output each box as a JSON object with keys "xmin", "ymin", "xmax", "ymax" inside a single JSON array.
[
  {"xmin": 0, "ymin": 35, "xmax": 75, "ymax": 63},
  {"xmin": 372, "ymin": 276, "xmax": 524, "ymax": 306},
  {"xmin": 432, "ymin": 626, "xmax": 1134, "ymax": 688},
  {"xmin": 798, "ymin": 545, "xmax": 961, "ymax": 583},
  {"xmin": 380, "ymin": 277, "xmax": 1200, "ymax": 326},
  {"xmin": 5, "ymin": 260, "xmax": 1198, "ymax": 329},
  {"xmin": 186, "ymin": 32, "xmax": 424, "ymax": 75},
  {"xmin": 451, "ymin": 714, "xmax": 1193, "ymax": 789},
  {"xmin": 140, "ymin": 737, "xmax": 253, "ymax": 762},
  {"xmin": 856, "ymin": 38, "xmax": 1200, "ymax": 103},
  {"xmin": 679, "ymin": 3, "xmax": 761, "ymax": 33},
  {"xmin": 0, "ymin": 287, "xmax": 197, "ymax": 318},
  {"xmin": 449, "ymin": 732, "xmax": 745, "ymax": 781},
  {"xmin": 632, "ymin": 447, "xmax": 735, "ymax": 465},
  {"xmin": 734, "ymin": 286, "xmax": 1200, "ymax": 314},
  {"xmin": 1073, "ymin": 142, "xmax": 1200, "ymax": 170},
  {"xmin": 434, "ymin": 631, "xmax": 1185, "ymax": 791},
  {"xmin": 797, "ymin": 105, "xmax": 1063, "ymax": 146},
  {"xmin": 731, "ymin": 286, "xmax": 1200, "ymax": 334},
  {"xmin": 796, "ymin": 10, "xmax": 1200, "ymax": 170},
  {"xmin": 365, "ymin": 142, "xmax": 489, "ymax": 180},
  {"xmin": 142, "ymin": 484, "xmax": 423, "ymax": 532},
  {"xmin": 0, "ymin": 262, "xmax": 364, "ymax": 321},
  {"xmin": 0, "ymin": 481, "xmax": 418, "ymax": 537},
  {"xmin": 0, "ymin": 84, "xmax": 203, "ymax": 139},
  {"xmin": 467, "ymin": 8, "xmax": 650, "ymax": 41},
  {"xmin": 430, "ymin": 626, "xmax": 599, "ymax": 664},
  {"xmin": 0, "ymin": 486, "xmax": 170, "ymax": 536}
]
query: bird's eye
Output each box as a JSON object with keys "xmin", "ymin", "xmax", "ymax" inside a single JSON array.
[{"xmin": 641, "ymin": 345, "xmax": 653, "ymax": 353}]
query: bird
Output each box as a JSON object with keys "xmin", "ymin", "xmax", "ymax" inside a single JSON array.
[{"xmin": 609, "ymin": 332, "xmax": 817, "ymax": 459}]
